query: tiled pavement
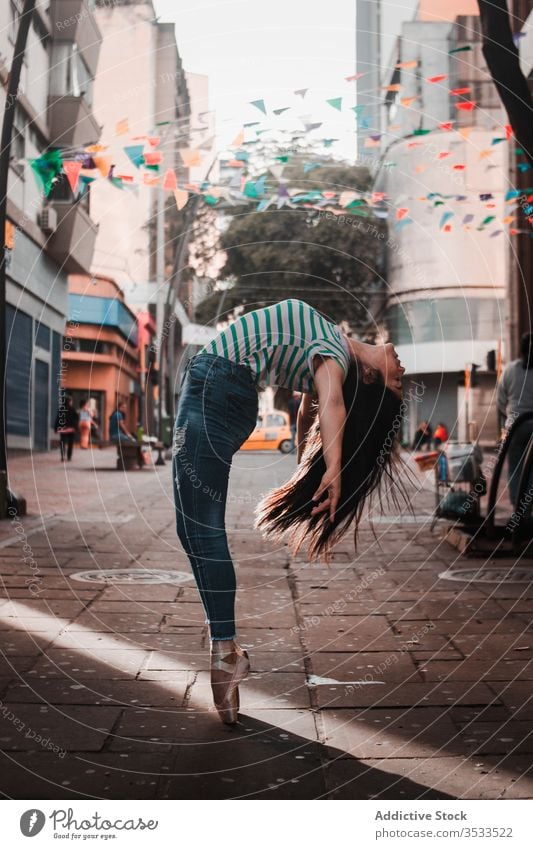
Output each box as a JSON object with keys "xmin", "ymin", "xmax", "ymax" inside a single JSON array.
[{"xmin": 1, "ymin": 446, "xmax": 533, "ymax": 799}]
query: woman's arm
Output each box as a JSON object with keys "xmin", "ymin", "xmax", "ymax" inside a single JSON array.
[
  {"xmin": 310, "ymin": 357, "xmax": 346, "ymax": 522},
  {"xmin": 296, "ymin": 392, "xmax": 316, "ymax": 461}
]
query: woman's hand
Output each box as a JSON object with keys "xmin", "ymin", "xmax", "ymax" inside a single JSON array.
[{"xmin": 311, "ymin": 466, "xmax": 341, "ymax": 522}]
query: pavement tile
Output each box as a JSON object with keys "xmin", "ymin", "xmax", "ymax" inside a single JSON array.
[
  {"xmin": 321, "ymin": 707, "xmax": 460, "ymax": 759},
  {"xmin": 309, "ymin": 651, "xmax": 421, "ymax": 683},
  {"xmin": 189, "ymin": 671, "xmax": 311, "ymax": 710},
  {"xmin": 2, "ymin": 676, "xmax": 191, "ymax": 707},
  {"xmin": 314, "ymin": 681, "xmax": 500, "ymax": 709},
  {"xmin": 0, "ymin": 752, "xmax": 170, "ymax": 798},
  {"xmin": 0, "ymin": 705, "xmax": 120, "ymax": 751},
  {"xmin": 419, "ymin": 659, "xmax": 533, "ymax": 682},
  {"xmin": 26, "ymin": 649, "xmax": 149, "ymax": 679},
  {"xmin": 323, "ymin": 758, "xmax": 453, "ymax": 799},
  {"xmin": 455, "ymin": 721, "xmax": 533, "ymax": 755},
  {"xmin": 487, "ymin": 682, "xmax": 533, "ymax": 719},
  {"xmin": 452, "ymin": 635, "xmax": 533, "ymax": 661},
  {"xmin": 68, "ymin": 613, "xmax": 164, "ymax": 633},
  {"xmin": 302, "ymin": 617, "xmax": 404, "ymax": 653}
]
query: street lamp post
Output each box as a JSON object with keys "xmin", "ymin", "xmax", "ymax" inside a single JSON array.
[{"xmin": 0, "ymin": 0, "xmax": 36, "ymax": 518}]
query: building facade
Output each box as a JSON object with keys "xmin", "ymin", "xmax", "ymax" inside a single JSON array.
[
  {"xmin": 377, "ymin": 12, "xmax": 508, "ymax": 445},
  {"xmin": 62, "ymin": 274, "xmax": 140, "ymax": 440},
  {"xmin": 1, "ymin": 0, "xmax": 102, "ymax": 450}
]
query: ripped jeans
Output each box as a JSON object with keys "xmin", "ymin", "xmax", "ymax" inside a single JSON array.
[{"xmin": 172, "ymin": 352, "xmax": 259, "ymax": 640}]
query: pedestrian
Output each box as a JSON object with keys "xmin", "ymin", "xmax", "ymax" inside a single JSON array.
[
  {"xmin": 287, "ymin": 391, "xmax": 301, "ymax": 453},
  {"xmin": 54, "ymin": 395, "xmax": 79, "ymax": 462},
  {"xmin": 412, "ymin": 420, "xmax": 432, "ymax": 450},
  {"xmin": 433, "ymin": 422, "xmax": 448, "ymax": 448},
  {"xmin": 78, "ymin": 399, "xmax": 93, "ymax": 450},
  {"xmin": 172, "ymin": 298, "xmax": 405, "ymax": 725},
  {"xmin": 497, "ymin": 332, "xmax": 533, "ymax": 506},
  {"xmin": 109, "ymin": 401, "xmax": 143, "ymax": 465}
]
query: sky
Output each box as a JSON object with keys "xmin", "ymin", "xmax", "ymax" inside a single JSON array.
[{"xmin": 154, "ymin": 0, "xmax": 358, "ymax": 161}]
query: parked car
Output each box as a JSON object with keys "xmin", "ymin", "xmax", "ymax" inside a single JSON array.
[{"xmin": 241, "ymin": 410, "xmax": 292, "ymax": 453}]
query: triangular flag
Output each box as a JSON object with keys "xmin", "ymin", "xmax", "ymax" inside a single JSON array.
[
  {"xmin": 269, "ymin": 164, "xmax": 284, "ymax": 179},
  {"xmin": 326, "ymin": 97, "xmax": 343, "ymax": 111},
  {"xmin": 273, "ymin": 107, "xmax": 290, "ymax": 115},
  {"xmin": 63, "ymin": 160, "xmax": 82, "ymax": 193},
  {"xmin": 148, "ymin": 136, "xmax": 160, "ymax": 147},
  {"xmin": 250, "ymin": 99, "xmax": 267, "ymax": 114},
  {"xmin": 143, "ymin": 173, "xmax": 159, "ymax": 186},
  {"xmin": 143, "ymin": 150, "xmax": 162, "ymax": 165},
  {"xmin": 427, "ymin": 74, "xmax": 448, "ymax": 83},
  {"xmin": 173, "ymin": 189, "xmax": 188, "ymax": 210},
  {"xmin": 450, "ymin": 87, "xmax": 470, "ymax": 95},
  {"xmin": 231, "ymin": 130, "xmax": 244, "ymax": 147},
  {"xmin": 92, "ymin": 155, "xmax": 112, "ymax": 178},
  {"xmin": 455, "ymin": 101, "xmax": 477, "ymax": 111},
  {"xmin": 396, "ymin": 60, "xmax": 418, "ymax": 69},
  {"xmin": 439, "ymin": 211, "xmax": 454, "ymax": 228},
  {"xmin": 124, "ymin": 145, "xmax": 145, "ymax": 168},
  {"xmin": 162, "ymin": 169, "xmax": 177, "ymax": 190},
  {"xmin": 180, "ymin": 149, "xmax": 201, "ymax": 167},
  {"xmin": 345, "ymin": 73, "xmax": 365, "ymax": 81},
  {"xmin": 396, "ymin": 207, "xmax": 409, "ymax": 220},
  {"xmin": 294, "ymin": 88, "xmax": 308, "ymax": 98},
  {"xmin": 400, "ymin": 96, "xmax": 417, "ymax": 107},
  {"xmin": 304, "ymin": 122, "xmax": 322, "ymax": 132},
  {"xmin": 449, "ymin": 45, "xmax": 472, "ymax": 54},
  {"xmin": 439, "ymin": 121, "xmax": 454, "ymax": 131},
  {"xmin": 382, "ymin": 84, "xmax": 402, "ymax": 92},
  {"xmin": 115, "ymin": 118, "xmax": 129, "ymax": 136}
]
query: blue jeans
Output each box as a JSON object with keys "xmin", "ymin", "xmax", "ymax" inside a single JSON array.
[{"xmin": 172, "ymin": 352, "xmax": 259, "ymax": 640}]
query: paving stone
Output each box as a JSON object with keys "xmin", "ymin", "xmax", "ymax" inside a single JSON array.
[
  {"xmin": 68, "ymin": 613, "xmax": 164, "ymax": 633},
  {"xmin": 323, "ymin": 758, "xmax": 453, "ymax": 799},
  {"xmin": 26, "ymin": 649, "xmax": 149, "ymax": 679},
  {"xmin": 309, "ymin": 651, "xmax": 421, "ymax": 684},
  {"xmin": 0, "ymin": 705, "xmax": 120, "ymax": 750},
  {"xmin": 322, "ymin": 707, "xmax": 460, "ymax": 759},
  {"xmin": 455, "ymin": 721, "xmax": 533, "ymax": 755},
  {"xmin": 235, "ymin": 628, "xmax": 302, "ymax": 651},
  {"xmin": 419, "ymin": 660, "xmax": 533, "ymax": 682},
  {"xmin": 302, "ymin": 617, "xmax": 406, "ymax": 653},
  {"xmin": 452, "ymin": 635, "xmax": 533, "ymax": 661},
  {"xmin": 487, "ymin": 682, "xmax": 533, "ymax": 719},
  {"xmin": 3, "ymin": 676, "xmax": 191, "ymax": 707},
  {"xmin": 0, "ymin": 751, "xmax": 170, "ymax": 798},
  {"xmin": 188, "ymin": 670, "xmax": 310, "ymax": 710},
  {"xmin": 315, "ymin": 681, "xmax": 500, "ymax": 709}
]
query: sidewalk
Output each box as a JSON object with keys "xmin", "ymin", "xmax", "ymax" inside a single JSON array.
[{"xmin": 0, "ymin": 446, "xmax": 533, "ymax": 799}]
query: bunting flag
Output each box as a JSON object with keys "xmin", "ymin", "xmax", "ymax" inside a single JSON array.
[
  {"xmin": 147, "ymin": 136, "xmax": 160, "ymax": 147},
  {"xmin": 455, "ymin": 101, "xmax": 477, "ymax": 111},
  {"xmin": 162, "ymin": 169, "xmax": 177, "ymax": 190},
  {"xmin": 29, "ymin": 149, "xmax": 64, "ymax": 196},
  {"xmin": 396, "ymin": 60, "xmax": 418, "ymax": 69},
  {"xmin": 92, "ymin": 155, "xmax": 112, "ymax": 178},
  {"xmin": 326, "ymin": 97, "xmax": 343, "ymax": 111},
  {"xmin": 294, "ymin": 88, "xmax": 308, "ymax": 98},
  {"xmin": 250, "ymin": 99, "xmax": 267, "ymax": 114},
  {"xmin": 273, "ymin": 107, "xmax": 290, "ymax": 115},
  {"xmin": 450, "ymin": 87, "xmax": 470, "ymax": 95},
  {"xmin": 439, "ymin": 121, "xmax": 454, "ymax": 131},
  {"xmin": 173, "ymin": 188, "xmax": 189, "ymax": 210},
  {"xmin": 396, "ymin": 207, "xmax": 409, "ymax": 220},
  {"xmin": 124, "ymin": 145, "xmax": 145, "ymax": 168},
  {"xmin": 143, "ymin": 150, "xmax": 162, "ymax": 166},
  {"xmin": 383, "ymin": 84, "xmax": 402, "ymax": 92},
  {"xmin": 345, "ymin": 73, "xmax": 366, "ymax": 81},
  {"xmin": 115, "ymin": 118, "xmax": 129, "ymax": 136},
  {"xmin": 180, "ymin": 149, "xmax": 201, "ymax": 167},
  {"xmin": 400, "ymin": 96, "xmax": 417, "ymax": 107},
  {"xmin": 63, "ymin": 160, "xmax": 82, "ymax": 193},
  {"xmin": 231, "ymin": 130, "xmax": 244, "ymax": 147},
  {"xmin": 427, "ymin": 74, "xmax": 448, "ymax": 83},
  {"xmin": 439, "ymin": 211, "xmax": 454, "ymax": 228},
  {"xmin": 449, "ymin": 45, "xmax": 472, "ymax": 54}
]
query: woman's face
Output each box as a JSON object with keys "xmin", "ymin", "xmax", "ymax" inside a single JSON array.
[{"xmin": 362, "ymin": 343, "xmax": 405, "ymax": 398}]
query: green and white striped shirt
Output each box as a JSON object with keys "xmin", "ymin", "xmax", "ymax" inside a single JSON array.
[{"xmin": 200, "ymin": 299, "xmax": 352, "ymax": 392}]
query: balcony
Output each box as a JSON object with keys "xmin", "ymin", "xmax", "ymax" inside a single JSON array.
[
  {"xmin": 46, "ymin": 201, "xmax": 99, "ymax": 275},
  {"xmin": 47, "ymin": 94, "xmax": 101, "ymax": 147},
  {"xmin": 49, "ymin": 0, "xmax": 102, "ymax": 76}
]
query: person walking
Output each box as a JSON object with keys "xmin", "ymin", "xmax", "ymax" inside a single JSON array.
[
  {"xmin": 412, "ymin": 420, "xmax": 432, "ymax": 450},
  {"xmin": 78, "ymin": 399, "xmax": 93, "ymax": 450},
  {"xmin": 172, "ymin": 299, "xmax": 405, "ymax": 725},
  {"xmin": 54, "ymin": 395, "xmax": 79, "ymax": 461},
  {"xmin": 287, "ymin": 391, "xmax": 301, "ymax": 453},
  {"xmin": 497, "ymin": 332, "xmax": 533, "ymax": 506}
]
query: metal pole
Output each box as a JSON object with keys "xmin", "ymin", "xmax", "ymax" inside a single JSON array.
[{"xmin": 0, "ymin": 0, "xmax": 36, "ymax": 517}]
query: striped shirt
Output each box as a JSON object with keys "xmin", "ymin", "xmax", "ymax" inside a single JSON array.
[{"xmin": 200, "ymin": 299, "xmax": 352, "ymax": 392}]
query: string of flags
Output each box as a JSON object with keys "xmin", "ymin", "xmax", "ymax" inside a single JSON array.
[{"xmin": 22, "ymin": 40, "xmax": 533, "ymax": 237}]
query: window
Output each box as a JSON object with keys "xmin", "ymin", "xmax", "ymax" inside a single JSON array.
[
  {"xmin": 386, "ymin": 298, "xmax": 505, "ymax": 345},
  {"xmin": 49, "ymin": 44, "xmax": 93, "ymax": 105},
  {"xmin": 10, "ymin": 106, "xmax": 26, "ymax": 179},
  {"xmin": 266, "ymin": 414, "xmax": 285, "ymax": 427}
]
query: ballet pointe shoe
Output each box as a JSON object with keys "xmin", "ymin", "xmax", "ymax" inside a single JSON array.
[{"xmin": 210, "ymin": 641, "xmax": 250, "ymax": 725}]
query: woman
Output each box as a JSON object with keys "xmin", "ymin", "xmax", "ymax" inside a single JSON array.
[
  {"xmin": 172, "ymin": 299, "xmax": 405, "ymax": 725},
  {"xmin": 78, "ymin": 399, "xmax": 94, "ymax": 450},
  {"xmin": 497, "ymin": 331, "xmax": 533, "ymax": 506}
]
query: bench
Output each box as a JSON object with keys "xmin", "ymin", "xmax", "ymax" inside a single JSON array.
[{"xmin": 115, "ymin": 441, "xmax": 144, "ymax": 470}]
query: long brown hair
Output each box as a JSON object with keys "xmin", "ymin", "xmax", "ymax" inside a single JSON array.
[{"xmin": 255, "ymin": 362, "xmax": 404, "ymax": 561}]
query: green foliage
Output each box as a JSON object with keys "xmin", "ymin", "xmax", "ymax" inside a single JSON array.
[{"xmin": 195, "ymin": 159, "xmax": 385, "ymax": 328}]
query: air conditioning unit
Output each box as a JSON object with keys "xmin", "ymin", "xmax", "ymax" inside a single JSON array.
[{"xmin": 39, "ymin": 206, "xmax": 57, "ymax": 234}]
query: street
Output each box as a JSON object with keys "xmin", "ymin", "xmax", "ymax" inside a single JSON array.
[{"xmin": 0, "ymin": 447, "xmax": 532, "ymax": 799}]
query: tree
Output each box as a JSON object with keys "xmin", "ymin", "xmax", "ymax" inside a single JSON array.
[
  {"xmin": 477, "ymin": 0, "xmax": 533, "ymax": 163},
  {"xmin": 194, "ymin": 160, "xmax": 386, "ymax": 329}
]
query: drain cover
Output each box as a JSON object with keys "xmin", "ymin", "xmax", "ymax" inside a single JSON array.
[
  {"xmin": 69, "ymin": 568, "xmax": 192, "ymax": 585},
  {"xmin": 440, "ymin": 567, "xmax": 533, "ymax": 584}
]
